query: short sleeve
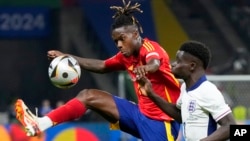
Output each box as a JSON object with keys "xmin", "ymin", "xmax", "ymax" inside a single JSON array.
[
  {"xmin": 199, "ymin": 83, "xmax": 232, "ymax": 121},
  {"xmin": 105, "ymin": 53, "xmax": 126, "ymax": 71}
]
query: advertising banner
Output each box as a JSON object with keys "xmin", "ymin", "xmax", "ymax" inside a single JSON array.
[{"xmin": 0, "ymin": 7, "xmax": 50, "ymax": 38}]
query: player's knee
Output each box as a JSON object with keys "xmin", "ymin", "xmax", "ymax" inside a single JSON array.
[{"xmin": 76, "ymin": 89, "xmax": 97, "ymax": 104}]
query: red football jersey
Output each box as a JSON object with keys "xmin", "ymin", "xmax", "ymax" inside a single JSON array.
[{"xmin": 105, "ymin": 38, "xmax": 180, "ymax": 121}]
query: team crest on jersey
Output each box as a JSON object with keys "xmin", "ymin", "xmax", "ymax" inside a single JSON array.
[{"xmin": 188, "ymin": 100, "xmax": 196, "ymax": 113}]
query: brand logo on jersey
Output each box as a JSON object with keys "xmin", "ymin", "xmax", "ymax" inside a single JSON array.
[
  {"xmin": 128, "ymin": 65, "xmax": 133, "ymax": 71},
  {"xmin": 188, "ymin": 100, "xmax": 196, "ymax": 113}
]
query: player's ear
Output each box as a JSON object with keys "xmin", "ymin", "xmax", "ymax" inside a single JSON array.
[
  {"xmin": 190, "ymin": 61, "xmax": 197, "ymax": 71},
  {"xmin": 132, "ymin": 27, "xmax": 139, "ymax": 38}
]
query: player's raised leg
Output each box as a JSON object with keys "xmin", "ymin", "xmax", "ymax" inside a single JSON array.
[{"xmin": 15, "ymin": 89, "xmax": 119, "ymax": 136}]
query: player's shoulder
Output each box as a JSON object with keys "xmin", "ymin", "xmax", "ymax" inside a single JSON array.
[
  {"xmin": 199, "ymin": 81, "xmax": 221, "ymax": 94},
  {"xmin": 201, "ymin": 80, "xmax": 217, "ymax": 88},
  {"xmin": 143, "ymin": 38, "xmax": 161, "ymax": 48},
  {"xmin": 199, "ymin": 80, "xmax": 215, "ymax": 89},
  {"xmin": 107, "ymin": 52, "xmax": 125, "ymax": 62},
  {"xmin": 112, "ymin": 52, "xmax": 124, "ymax": 58},
  {"xmin": 141, "ymin": 38, "xmax": 165, "ymax": 54}
]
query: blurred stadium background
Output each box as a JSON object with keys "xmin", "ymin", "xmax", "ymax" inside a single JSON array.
[{"xmin": 0, "ymin": 0, "xmax": 250, "ymax": 140}]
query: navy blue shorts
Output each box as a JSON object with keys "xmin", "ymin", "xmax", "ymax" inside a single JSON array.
[{"xmin": 112, "ymin": 96, "xmax": 180, "ymax": 141}]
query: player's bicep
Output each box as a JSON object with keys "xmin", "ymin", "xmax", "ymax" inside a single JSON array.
[
  {"xmin": 146, "ymin": 51, "xmax": 160, "ymax": 63},
  {"xmin": 146, "ymin": 58, "xmax": 160, "ymax": 73},
  {"xmin": 217, "ymin": 112, "xmax": 236, "ymax": 126}
]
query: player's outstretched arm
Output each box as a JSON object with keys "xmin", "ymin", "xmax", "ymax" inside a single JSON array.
[
  {"xmin": 148, "ymin": 91, "xmax": 182, "ymax": 122},
  {"xmin": 47, "ymin": 50, "xmax": 64, "ymax": 60},
  {"xmin": 200, "ymin": 113, "xmax": 236, "ymax": 141},
  {"xmin": 71, "ymin": 55, "xmax": 108, "ymax": 73},
  {"xmin": 47, "ymin": 50, "xmax": 108, "ymax": 73},
  {"xmin": 137, "ymin": 77, "xmax": 182, "ymax": 122}
]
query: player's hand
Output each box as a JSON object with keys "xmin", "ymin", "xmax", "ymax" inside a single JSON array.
[
  {"xmin": 133, "ymin": 65, "xmax": 149, "ymax": 80},
  {"xmin": 136, "ymin": 76, "xmax": 153, "ymax": 96},
  {"xmin": 47, "ymin": 50, "xmax": 64, "ymax": 60}
]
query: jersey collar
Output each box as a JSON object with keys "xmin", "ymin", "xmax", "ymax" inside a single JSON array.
[{"xmin": 187, "ymin": 75, "xmax": 207, "ymax": 92}]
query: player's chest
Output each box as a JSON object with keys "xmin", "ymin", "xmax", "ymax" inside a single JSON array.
[
  {"xmin": 123, "ymin": 56, "xmax": 146, "ymax": 72},
  {"xmin": 181, "ymin": 92, "xmax": 205, "ymax": 120}
]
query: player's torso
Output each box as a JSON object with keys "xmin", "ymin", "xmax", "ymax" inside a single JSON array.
[
  {"xmin": 180, "ymin": 90, "xmax": 212, "ymax": 124},
  {"xmin": 180, "ymin": 83, "xmax": 218, "ymax": 140},
  {"xmin": 121, "ymin": 43, "xmax": 175, "ymax": 99},
  {"xmin": 120, "ymin": 41, "xmax": 180, "ymax": 120}
]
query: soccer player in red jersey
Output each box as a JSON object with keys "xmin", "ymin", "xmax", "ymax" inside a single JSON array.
[{"xmin": 15, "ymin": 1, "xmax": 180, "ymax": 141}]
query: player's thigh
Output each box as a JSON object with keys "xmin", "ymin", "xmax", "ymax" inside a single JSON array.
[
  {"xmin": 76, "ymin": 89, "xmax": 119, "ymax": 122},
  {"xmin": 136, "ymin": 117, "xmax": 180, "ymax": 141},
  {"xmin": 112, "ymin": 96, "xmax": 140, "ymax": 138},
  {"xmin": 114, "ymin": 96, "xmax": 180, "ymax": 141}
]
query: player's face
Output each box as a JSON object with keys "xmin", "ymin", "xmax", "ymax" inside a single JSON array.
[
  {"xmin": 171, "ymin": 50, "xmax": 193, "ymax": 79},
  {"xmin": 111, "ymin": 26, "xmax": 139, "ymax": 57}
]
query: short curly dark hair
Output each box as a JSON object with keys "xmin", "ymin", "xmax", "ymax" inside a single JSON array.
[{"xmin": 179, "ymin": 40, "xmax": 211, "ymax": 69}]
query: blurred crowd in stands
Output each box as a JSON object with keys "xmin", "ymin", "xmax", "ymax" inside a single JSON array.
[{"xmin": 206, "ymin": 0, "xmax": 250, "ymax": 74}]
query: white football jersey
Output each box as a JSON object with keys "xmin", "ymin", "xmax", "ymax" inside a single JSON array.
[{"xmin": 176, "ymin": 75, "xmax": 231, "ymax": 141}]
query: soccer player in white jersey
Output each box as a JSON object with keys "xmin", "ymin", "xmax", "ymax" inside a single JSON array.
[{"xmin": 137, "ymin": 40, "xmax": 236, "ymax": 141}]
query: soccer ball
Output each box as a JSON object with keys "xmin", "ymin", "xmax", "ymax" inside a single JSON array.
[{"xmin": 48, "ymin": 55, "xmax": 81, "ymax": 89}]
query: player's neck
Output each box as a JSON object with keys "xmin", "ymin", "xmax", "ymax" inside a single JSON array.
[{"xmin": 185, "ymin": 71, "xmax": 206, "ymax": 89}]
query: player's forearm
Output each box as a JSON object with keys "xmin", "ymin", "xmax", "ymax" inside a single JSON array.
[
  {"xmin": 148, "ymin": 93, "xmax": 182, "ymax": 122},
  {"xmin": 146, "ymin": 59, "xmax": 160, "ymax": 73},
  {"xmin": 200, "ymin": 125, "xmax": 230, "ymax": 141},
  {"xmin": 201, "ymin": 114, "xmax": 236, "ymax": 141},
  {"xmin": 69, "ymin": 55, "xmax": 107, "ymax": 73}
]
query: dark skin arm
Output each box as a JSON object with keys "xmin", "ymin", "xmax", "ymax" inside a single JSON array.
[
  {"xmin": 137, "ymin": 76, "xmax": 182, "ymax": 122},
  {"xmin": 47, "ymin": 50, "xmax": 109, "ymax": 73},
  {"xmin": 133, "ymin": 59, "xmax": 160, "ymax": 80},
  {"xmin": 48, "ymin": 50, "xmax": 161, "ymax": 75},
  {"xmin": 200, "ymin": 113, "xmax": 236, "ymax": 141}
]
